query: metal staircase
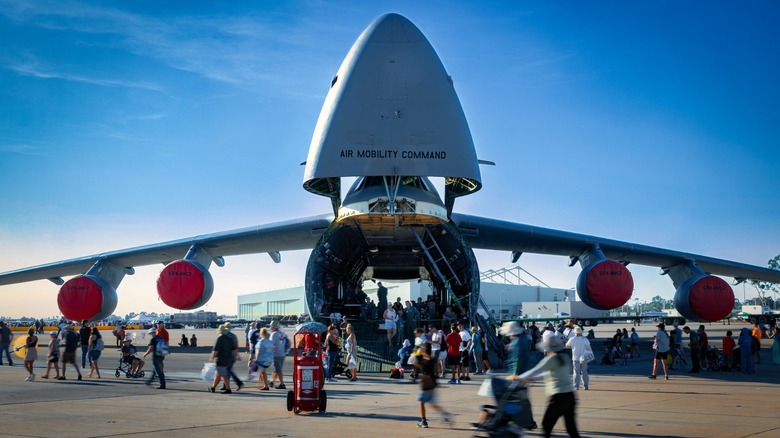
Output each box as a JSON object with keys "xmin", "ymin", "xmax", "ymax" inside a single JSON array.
[{"xmin": 409, "ymin": 225, "xmax": 463, "ymax": 309}]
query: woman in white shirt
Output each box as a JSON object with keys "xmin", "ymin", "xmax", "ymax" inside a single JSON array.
[
  {"xmin": 565, "ymin": 326, "xmax": 594, "ymax": 390},
  {"xmin": 383, "ymin": 304, "xmax": 397, "ymax": 348},
  {"xmin": 650, "ymin": 323, "xmax": 670, "ymax": 380}
]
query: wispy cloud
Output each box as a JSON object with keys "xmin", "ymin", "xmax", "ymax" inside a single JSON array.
[
  {"xmin": 8, "ymin": 59, "xmax": 165, "ymax": 92},
  {"xmin": 0, "ymin": 144, "xmax": 40, "ymax": 155}
]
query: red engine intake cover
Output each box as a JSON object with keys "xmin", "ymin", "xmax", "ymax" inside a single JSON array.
[
  {"xmin": 156, "ymin": 260, "xmax": 214, "ymax": 310},
  {"xmin": 57, "ymin": 275, "xmax": 118, "ymax": 321},
  {"xmin": 576, "ymin": 260, "xmax": 634, "ymax": 310},
  {"xmin": 674, "ymin": 275, "xmax": 734, "ymax": 322}
]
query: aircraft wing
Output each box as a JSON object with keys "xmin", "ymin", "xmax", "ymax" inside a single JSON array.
[
  {"xmin": 0, "ymin": 214, "xmax": 334, "ymax": 286},
  {"xmin": 451, "ymin": 213, "xmax": 780, "ymax": 283}
]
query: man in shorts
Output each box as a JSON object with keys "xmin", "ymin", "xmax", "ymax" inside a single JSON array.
[
  {"xmin": 458, "ymin": 322, "xmax": 472, "ymax": 381},
  {"xmin": 269, "ymin": 320, "xmax": 288, "ymax": 389},
  {"xmin": 445, "ymin": 324, "xmax": 462, "ymax": 384},
  {"xmin": 60, "ymin": 325, "xmax": 83, "ymax": 381},
  {"xmin": 120, "ymin": 337, "xmax": 145, "ymax": 377}
]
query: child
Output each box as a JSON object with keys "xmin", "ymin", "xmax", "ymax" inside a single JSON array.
[
  {"xmin": 413, "ymin": 343, "xmax": 450, "ymax": 429},
  {"xmin": 722, "ymin": 330, "xmax": 735, "ymax": 371},
  {"xmin": 42, "ymin": 331, "xmax": 60, "ymax": 379}
]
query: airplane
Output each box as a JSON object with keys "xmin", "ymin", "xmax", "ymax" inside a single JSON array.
[{"xmin": 1, "ymin": 13, "xmax": 779, "ymax": 339}]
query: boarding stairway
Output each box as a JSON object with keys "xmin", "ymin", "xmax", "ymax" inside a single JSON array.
[{"xmin": 409, "ymin": 225, "xmax": 506, "ymax": 362}]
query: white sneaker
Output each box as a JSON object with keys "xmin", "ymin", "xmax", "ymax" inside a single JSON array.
[
  {"xmin": 30, "ymin": 373, "xmax": 35, "ymax": 381},
  {"xmin": 25, "ymin": 375, "xmax": 31, "ymax": 381}
]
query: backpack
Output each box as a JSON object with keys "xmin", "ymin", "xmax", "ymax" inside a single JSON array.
[
  {"xmin": 281, "ymin": 332, "xmax": 291, "ymax": 352},
  {"xmin": 95, "ymin": 337, "xmax": 104, "ymax": 351},
  {"xmin": 155, "ymin": 337, "xmax": 170, "ymax": 356}
]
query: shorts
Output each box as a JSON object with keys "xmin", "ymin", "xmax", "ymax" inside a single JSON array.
[
  {"xmin": 655, "ymin": 351, "xmax": 668, "ymax": 360},
  {"xmin": 438, "ymin": 351, "xmax": 447, "ymax": 362},
  {"xmin": 215, "ymin": 366, "xmax": 230, "ymax": 376},
  {"xmin": 482, "ymin": 349, "xmax": 488, "ymax": 360},
  {"xmin": 447, "ymin": 354, "xmax": 460, "ymax": 366},
  {"xmin": 62, "ymin": 351, "xmax": 77, "ymax": 364},
  {"xmin": 90, "ymin": 350, "xmax": 102, "ymax": 361},
  {"xmin": 257, "ymin": 361, "xmax": 271, "ymax": 372},
  {"xmin": 123, "ymin": 356, "xmax": 138, "ymax": 365},
  {"xmin": 460, "ymin": 351, "xmax": 470, "ymax": 367},
  {"xmin": 48, "ymin": 355, "xmax": 60, "ymax": 364},
  {"xmin": 418, "ymin": 388, "xmax": 436, "ymax": 403},
  {"xmin": 273, "ymin": 356, "xmax": 286, "ymax": 374},
  {"xmin": 385, "ymin": 320, "xmax": 396, "ymax": 331}
]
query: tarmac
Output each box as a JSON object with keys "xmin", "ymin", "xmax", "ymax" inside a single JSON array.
[{"xmin": 0, "ymin": 322, "xmax": 777, "ymax": 437}]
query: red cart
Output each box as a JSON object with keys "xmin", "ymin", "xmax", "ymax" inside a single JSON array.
[{"xmin": 287, "ymin": 331, "xmax": 327, "ymax": 414}]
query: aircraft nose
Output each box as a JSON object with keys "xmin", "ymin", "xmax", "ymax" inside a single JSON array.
[{"xmin": 358, "ymin": 13, "xmax": 426, "ymax": 44}]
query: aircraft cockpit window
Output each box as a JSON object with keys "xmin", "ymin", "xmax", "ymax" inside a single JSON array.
[{"xmin": 331, "ymin": 75, "xmax": 338, "ymax": 88}]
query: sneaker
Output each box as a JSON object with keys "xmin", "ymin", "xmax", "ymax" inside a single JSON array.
[
  {"xmin": 221, "ymin": 389, "xmax": 232, "ymax": 394},
  {"xmin": 209, "ymin": 386, "xmax": 215, "ymax": 393},
  {"xmin": 156, "ymin": 386, "xmax": 166, "ymax": 390},
  {"xmin": 276, "ymin": 384, "xmax": 287, "ymax": 389},
  {"xmin": 474, "ymin": 371, "xmax": 483, "ymax": 375},
  {"xmin": 77, "ymin": 374, "xmax": 82, "ymax": 381},
  {"xmin": 30, "ymin": 373, "xmax": 35, "ymax": 381},
  {"xmin": 448, "ymin": 379, "xmax": 457, "ymax": 384},
  {"xmin": 57, "ymin": 376, "xmax": 66, "ymax": 380},
  {"xmin": 648, "ymin": 375, "xmax": 657, "ymax": 380},
  {"xmin": 417, "ymin": 420, "xmax": 429, "ymax": 429},
  {"xmin": 664, "ymin": 376, "xmax": 669, "ymax": 380},
  {"xmin": 457, "ymin": 379, "xmax": 462, "ymax": 384},
  {"xmin": 462, "ymin": 376, "xmax": 471, "ymax": 381},
  {"xmin": 260, "ymin": 386, "xmax": 270, "ymax": 391},
  {"xmin": 25, "ymin": 375, "xmax": 31, "ymax": 381},
  {"xmin": 330, "ymin": 377, "xmax": 338, "ymax": 382}
]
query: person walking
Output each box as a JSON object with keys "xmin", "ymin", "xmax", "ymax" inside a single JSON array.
[
  {"xmin": 649, "ymin": 323, "xmax": 670, "ymax": 380},
  {"xmin": 41, "ymin": 331, "xmax": 60, "ymax": 379},
  {"xmin": 78, "ymin": 320, "xmax": 91, "ymax": 370},
  {"xmin": 60, "ymin": 325, "xmax": 83, "ymax": 381},
  {"xmin": 345, "ymin": 324, "xmax": 358, "ymax": 381},
  {"xmin": 501, "ymin": 321, "xmax": 537, "ymax": 430},
  {"xmin": 87, "ymin": 327, "xmax": 104, "ymax": 378},
  {"xmin": 566, "ymin": 326, "xmax": 593, "ymax": 390},
  {"xmin": 209, "ymin": 324, "xmax": 235, "ymax": 394},
  {"xmin": 1, "ymin": 321, "xmax": 14, "ymax": 366},
  {"xmin": 21, "ymin": 328, "xmax": 39, "ymax": 381},
  {"xmin": 738, "ymin": 328, "xmax": 754, "ymax": 374},
  {"xmin": 517, "ymin": 330, "xmax": 580, "ymax": 438},
  {"xmin": 142, "ymin": 327, "xmax": 166, "ymax": 389},
  {"xmin": 470, "ymin": 326, "xmax": 484, "ymax": 375},
  {"xmin": 254, "ymin": 327, "xmax": 273, "ymax": 390},
  {"xmin": 269, "ymin": 320, "xmax": 288, "ymax": 390},
  {"xmin": 413, "ymin": 342, "xmax": 451, "ymax": 429}
]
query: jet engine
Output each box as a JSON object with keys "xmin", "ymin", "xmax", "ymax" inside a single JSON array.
[
  {"xmin": 575, "ymin": 245, "xmax": 633, "ymax": 310},
  {"xmin": 673, "ymin": 275, "xmax": 734, "ymax": 322},
  {"xmin": 156, "ymin": 259, "xmax": 214, "ymax": 310},
  {"xmin": 666, "ymin": 259, "xmax": 735, "ymax": 322},
  {"xmin": 57, "ymin": 275, "xmax": 118, "ymax": 322}
]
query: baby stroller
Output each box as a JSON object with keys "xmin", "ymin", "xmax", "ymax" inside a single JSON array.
[
  {"xmin": 704, "ymin": 347, "xmax": 723, "ymax": 371},
  {"xmin": 322, "ymin": 350, "xmax": 353, "ymax": 380},
  {"xmin": 473, "ymin": 377, "xmax": 533, "ymax": 437}
]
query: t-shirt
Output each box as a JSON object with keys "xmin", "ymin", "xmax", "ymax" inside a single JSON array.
[
  {"xmin": 64, "ymin": 330, "xmax": 80, "ymax": 352},
  {"xmin": 688, "ymin": 331, "xmax": 700, "ymax": 349},
  {"xmin": 459, "ymin": 330, "xmax": 472, "ymax": 352},
  {"xmin": 157, "ymin": 327, "xmax": 170, "ymax": 342},
  {"xmin": 0, "ymin": 326, "xmax": 11, "ymax": 343},
  {"xmin": 79, "ymin": 326, "xmax": 91, "ymax": 345},
  {"xmin": 471, "ymin": 332, "xmax": 483, "ymax": 352},
  {"xmin": 445, "ymin": 332, "xmax": 461, "ymax": 356},
  {"xmin": 256, "ymin": 338, "xmax": 274, "ymax": 366},
  {"xmin": 722, "ymin": 336, "xmax": 736, "ymax": 355},
  {"xmin": 270, "ymin": 329, "xmax": 287, "ymax": 358},
  {"xmin": 654, "ymin": 330, "xmax": 670, "ymax": 353},
  {"xmin": 517, "ymin": 353, "xmax": 573, "ymax": 396},
  {"xmin": 212, "ymin": 334, "xmax": 234, "ymax": 367}
]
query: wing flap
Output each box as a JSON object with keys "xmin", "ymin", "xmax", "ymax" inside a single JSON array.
[
  {"xmin": 452, "ymin": 213, "xmax": 780, "ymax": 283},
  {"xmin": 0, "ymin": 214, "xmax": 333, "ymax": 286}
]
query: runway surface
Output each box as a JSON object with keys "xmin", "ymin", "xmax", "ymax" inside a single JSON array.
[{"xmin": 1, "ymin": 322, "xmax": 777, "ymax": 437}]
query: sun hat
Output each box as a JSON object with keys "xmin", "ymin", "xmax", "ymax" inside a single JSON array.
[
  {"xmin": 499, "ymin": 321, "xmax": 522, "ymax": 336},
  {"xmin": 573, "ymin": 326, "xmax": 583, "ymax": 334},
  {"xmin": 537, "ymin": 330, "xmax": 564, "ymax": 353},
  {"xmin": 49, "ymin": 331, "xmax": 57, "ymax": 336},
  {"xmin": 147, "ymin": 327, "xmax": 156, "ymax": 334},
  {"xmin": 270, "ymin": 320, "xmax": 280, "ymax": 329}
]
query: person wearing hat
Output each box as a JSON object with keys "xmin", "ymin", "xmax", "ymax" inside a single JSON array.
[
  {"xmin": 500, "ymin": 321, "xmax": 537, "ymax": 430},
  {"xmin": 565, "ymin": 326, "xmax": 594, "ymax": 390},
  {"xmin": 120, "ymin": 336, "xmax": 144, "ymax": 378},
  {"xmin": 60, "ymin": 325, "xmax": 83, "ymax": 381},
  {"xmin": 517, "ymin": 330, "xmax": 580, "ymax": 437},
  {"xmin": 142, "ymin": 327, "xmax": 166, "ymax": 389},
  {"xmin": 209, "ymin": 324, "xmax": 235, "ymax": 394},
  {"xmin": 649, "ymin": 323, "xmax": 670, "ymax": 380},
  {"xmin": 268, "ymin": 320, "xmax": 288, "ymax": 389},
  {"xmin": 42, "ymin": 331, "xmax": 61, "ymax": 379}
]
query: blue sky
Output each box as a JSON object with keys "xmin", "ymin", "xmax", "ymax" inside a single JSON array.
[{"xmin": 1, "ymin": 1, "xmax": 778, "ymax": 318}]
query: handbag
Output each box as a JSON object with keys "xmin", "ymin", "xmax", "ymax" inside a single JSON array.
[
  {"xmin": 200, "ymin": 362, "xmax": 216, "ymax": 382},
  {"xmin": 581, "ymin": 352, "xmax": 595, "ymax": 363}
]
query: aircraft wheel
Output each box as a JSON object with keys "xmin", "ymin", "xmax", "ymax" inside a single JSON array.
[
  {"xmin": 319, "ymin": 390, "xmax": 327, "ymax": 413},
  {"xmin": 286, "ymin": 390, "xmax": 294, "ymax": 412}
]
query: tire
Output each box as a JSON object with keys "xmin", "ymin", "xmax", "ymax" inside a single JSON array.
[
  {"xmin": 583, "ymin": 320, "xmax": 592, "ymax": 327},
  {"xmin": 115, "ymin": 371, "xmax": 120, "ymax": 378},
  {"xmin": 125, "ymin": 372, "xmax": 132, "ymax": 378},
  {"xmin": 286, "ymin": 390, "xmax": 294, "ymax": 412},
  {"xmin": 345, "ymin": 369, "xmax": 353, "ymax": 380},
  {"xmin": 319, "ymin": 390, "xmax": 327, "ymax": 413},
  {"xmin": 138, "ymin": 371, "xmax": 145, "ymax": 378}
]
